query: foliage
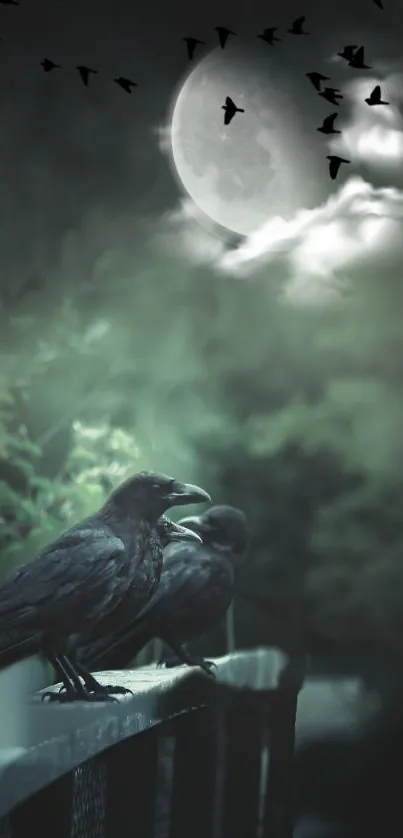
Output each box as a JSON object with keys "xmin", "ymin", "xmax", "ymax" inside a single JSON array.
[{"xmin": 2, "ymin": 236, "xmax": 403, "ymax": 662}]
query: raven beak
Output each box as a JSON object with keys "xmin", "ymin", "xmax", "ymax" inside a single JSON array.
[
  {"xmin": 170, "ymin": 522, "xmax": 203, "ymax": 543},
  {"xmin": 166, "ymin": 481, "xmax": 211, "ymax": 507},
  {"xmin": 177, "ymin": 515, "xmax": 203, "ymax": 533}
]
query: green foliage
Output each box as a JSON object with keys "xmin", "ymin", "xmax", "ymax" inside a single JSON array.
[{"xmin": 2, "ymin": 234, "xmax": 403, "ymax": 657}]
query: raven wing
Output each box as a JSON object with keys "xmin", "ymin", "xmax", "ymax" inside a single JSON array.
[
  {"xmin": 80, "ymin": 545, "xmax": 230, "ymax": 669},
  {"xmin": 0, "ymin": 525, "xmax": 126, "ymax": 634}
]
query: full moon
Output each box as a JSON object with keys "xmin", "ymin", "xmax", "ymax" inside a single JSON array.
[{"xmin": 169, "ymin": 45, "xmax": 321, "ymax": 236}]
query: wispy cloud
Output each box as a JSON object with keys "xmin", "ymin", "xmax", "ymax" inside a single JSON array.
[{"xmin": 329, "ymin": 72, "xmax": 403, "ymax": 169}]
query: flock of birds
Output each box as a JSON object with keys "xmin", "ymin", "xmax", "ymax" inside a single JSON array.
[
  {"xmin": 185, "ymin": 3, "xmax": 388, "ymax": 181},
  {"xmin": 0, "ymin": 2, "xmax": 390, "ymax": 181}
]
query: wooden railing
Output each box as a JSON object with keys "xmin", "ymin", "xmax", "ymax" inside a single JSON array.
[{"xmin": 0, "ymin": 648, "xmax": 307, "ymax": 838}]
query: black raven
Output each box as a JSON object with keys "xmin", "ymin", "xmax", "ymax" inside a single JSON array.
[
  {"xmin": 41, "ymin": 59, "xmax": 61, "ymax": 73},
  {"xmin": 183, "ymin": 37, "xmax": 205, "ymax": 60},
  {"xmin": 365, "ymin": 85, "xmax": 389, "ymax": 105},
  {"xmin": 372, "ymin": 0, "xmax": 383, "ymax": 7},
  {"xmin": 0, "ymin": 472, "xmax": 210, "ymax": 702},
  {"xmin": 215, "ymin": 26, "xmax": 236, "ymax": 49},
  {"xmin": 76, "ymin": 66, "xmax": 98, "ymax": 87},
  {"xmin": 288, "ymin": 16, "xmax": 309, "ymax": 35},
  {"xmin": 348, "ymin": 47, "xmax": 371, "ymax": 69},
  {"xmin": 222, "ymin": 96, "xmax": 245, "ymax": 125},
  {"xmin": 306, "ymin": 72, "xmax": 330, "ymax": 92},
  {"xmin": 79, "ymin": 505, "xmax": 248, "ymax": 678},
  {"xmin": 337, "ymin": 44, "xmax": 358, "ymax": 61},
  {"xmin": 114, "ymin": 76, "xmax": 137, "ymax": 93},
  {"xmin": 258, "ymin": 28, "xmax": 281, "ymax": 46},
  {"xmin": 326, "ymin": 155, "xmax": 351, "ymax": 180},
  {"xmin": 319, "ymin": 87, "xmax": 343, "ymax": 106},
  {"xmin": 317, "ymin": 113, "xmax": 341, "ymax": 135}
]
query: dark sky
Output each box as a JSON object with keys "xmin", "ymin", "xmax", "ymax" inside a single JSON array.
[{"xmin": 0, "ymin": 0, "xmax": 401, "ymax": 291}]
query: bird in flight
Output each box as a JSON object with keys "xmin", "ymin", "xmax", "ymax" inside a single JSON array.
[
  {"xmin": 319, "ymin": 87, "xmax": 343, "ymax": 106},
  {"xmin": 327, "ymin": 155, "xmax": 350, "ymax": 180},
  {"xmin": 372, "ymin": 0, "xmax": 383, "ymax": 7},
  {"xmin": 258, "ymin": 28, "xmax": 281, "ymax": 46},
  {"xmin": 317, "ymin": 113, "xmax": 341, "ymax": 135},
  {"xmin": 114, "ymin": 76, "xmax": 137, "ymax": 93},
  {"xmin": 365, "ymin": 84, "xmax": 389, "ymax": 105},
  {"xmin": 222, "ymin": 96, "xmax": 244, "ymax": 125},
  {"xmin": 306, "ymin": 71, "xmax": 330, "ymax": 91},
  {"xmin": 338, "ymin": 44, "xmax": 358, "ymax": 62},
  {"xmin": 0, "ymin": 0, "xmax": 19, "ymax": 5},
  {"xmin": 348, "ymin": 47, "xmax": 371, "ymax": 69},
  {"xmin": 76, "ymin": 66, "xmax": 98, "ymax": 87},
  {"xmin": 288, "ymin": 16, "xmax": 309, "ymax": 35},
  {"xmin": 41, "ymin": 58, "xmax": 61, "ymax": 73},
  {"xmin": 183, "ymin": 37, "xmax": 205, "ymax": 60},
  {"xmin": 215, "ymin": 26, "xmax": 236, "ymax": 49}
]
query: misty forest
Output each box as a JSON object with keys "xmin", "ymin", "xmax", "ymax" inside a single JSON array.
[{"xmin": 1, "ymin": 221, "xmax": 402, "ymax": 675}]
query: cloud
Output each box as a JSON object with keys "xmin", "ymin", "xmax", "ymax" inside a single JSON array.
[
  {"xmin": 217, "ymin": 177, "xmax": 403, "ymax": 298},
  {"xmin": 329, "ymin": 73, "xmax": 403, "ymax": 170}
]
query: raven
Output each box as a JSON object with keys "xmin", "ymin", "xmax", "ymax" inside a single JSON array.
[
  {"xmin": 319, "ymin": 87, "xmax": 343, "ymax": 106},
  {"xmin": 215, "ymin": 26, "xmax": 236, "ymax": 49},
  {"xmin": 288, "ymin": 16, "xmax": 309, "ymax": 35},
  {"xmin": 41, "ymin": 59, "xmax": 61, "ymax": 73},
  {"xmin": 76, "ymin": 66, "xmax": 98, "ymax": 87},
  {"xmin": 306, "ymin": 72, "xmax": 330, "ymax": 92},
  {"xmin": 114, "ymin": 76, "xmax": 137, "ymax": 93},
  {"xmin": 0, "ymin": 472, "xmax": 210, "ymax": 702},
  {"xmin": 348, "ymin": 47, "xmax": 371, "ymax": 69},
  {"xmin": 317, "ymin": 113, "xmax": 341, "ymax": 135},
  {"xmin": 222, "ymin": 96, "xmax": 245, "ymax": 125},
  {"xmin": 365, "ymin": 85, "xmax": 389, "ymax": 106},
  {"xmin": 337, "ymin": 45, "xmax": 358, "ymax": 62},
  {"xmin": 183, "ymin": 37, "xmax": 205, "ymax": 60},
  {"xmin": 258, "ymin": 28, "xmax": 281, "ymax": 46},
  {"xmin": 79, "ymin": 505, "xmax": 248, "ymax": 677},
  {"xmin": 326, "ymin": 155, "xmax": 350, "ymax": 180}
]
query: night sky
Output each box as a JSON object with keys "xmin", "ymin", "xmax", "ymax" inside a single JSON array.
[{"xmin": 0, "ymin": 0, "xmax": 401, "ymax": 301}]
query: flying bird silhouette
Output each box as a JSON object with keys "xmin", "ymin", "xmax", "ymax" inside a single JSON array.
[
  {"xmin": 348, "ymin": 47, "xmax": 371, "ymax": 69},
  {"xmin": 288, "ymin": 16, "xmax": 309, "ymax": 35},
  {"xmin": 0, "ymin": 0, "xmax": 19, "ymax": 5},
  {"xmin": 41, "ymin": 59, "xmax": 61, "ymax": 73},
  {"xmin": 317, "ymin": 113, "xmax": 341, "ymax": 135},
  {"xmin": 76, "ymin": 66, "xmax": 98, "ymax": 87},
  {"xmin": 222, "ymin": 96, "xmax": 244, "ymax": 125},
  {"xmin": 114, "ymin": 76, "xmax": 137, "ymax": 93},
  {"xmin": 327, "ymin": 155, "xmax": 350, "ymax": 180},
  {"xmin": 365, "ymin": 84, "xmax": 389, "ymax": 105},
  {"xmin": 306, "ymin": 71, "xmax": 330, "ymax": 91},
  {"xmin": 338, "ymin": 44, "xmax": 358, "ymax": 61},
  {"xmin": 183, "ymin": 37, "xmax": 205, "ymax": 60},
  {"xmin": 215, "ymin": 26, "xmax": 236, "ymax": 48},
  {"xmin": 319, "ymin": 87, "xmax": 343, "ymax": 105},
  {"xmin": 372, "ymin": 0, "xmax": 383, "ymax": 7},
  {"xmin": 258, "ymin": 28, "xmax": 281, "ymax": 45}
]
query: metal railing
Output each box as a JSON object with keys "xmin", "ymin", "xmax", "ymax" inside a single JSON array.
[{"xmin": 0, "ymin": 648, "xmax": 307, "ymax": 838}]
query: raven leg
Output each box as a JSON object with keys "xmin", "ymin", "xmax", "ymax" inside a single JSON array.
[
  {"xmin": 42, "ymin": 655, "xmax": 118, "ymax": 703},
  {"xmin": 160, "ymin": 637, "xmax": 216, "ymax": 678},
  {"xmin": 71, "ymin": 660, "xmax": 133, "ymax": 697}
]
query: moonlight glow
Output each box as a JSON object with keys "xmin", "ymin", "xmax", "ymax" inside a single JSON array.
[{"xmin": 169, "ymin": 46, "xmax": 320, "ymax": 236}]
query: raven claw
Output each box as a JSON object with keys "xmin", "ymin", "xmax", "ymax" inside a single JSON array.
[
  {"xmin": 41, "ymin": 689, "xmax": 118, "ymax": 704},
  {"xmin": 93, "ymin": 684, "xmax": 133, "ymax": 696}
]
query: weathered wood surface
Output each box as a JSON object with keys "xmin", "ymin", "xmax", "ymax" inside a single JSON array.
[{"xmin": 0, "ymin": 647, "xmax": 376, "ymax": 820}]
